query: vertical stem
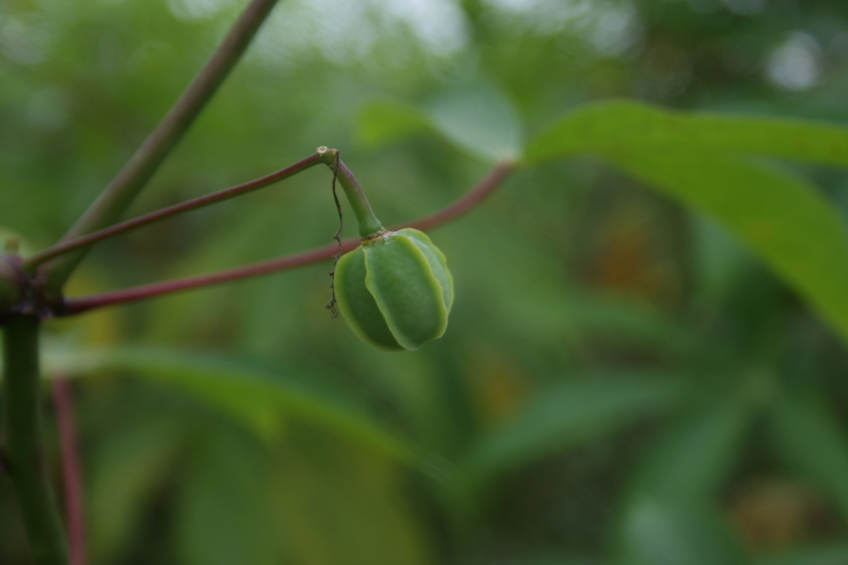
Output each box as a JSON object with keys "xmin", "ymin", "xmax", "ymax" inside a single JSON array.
[
  {"xmin": 52, "ymin": 379, "xmax": 86, "ymax": 565},
  {"xmin": 2, "ymin": 316, "xmax": 69, "ymax": 565},
  {"xmin": 42, "ymin": 0, "xmax": 280, "ymax": 296}
]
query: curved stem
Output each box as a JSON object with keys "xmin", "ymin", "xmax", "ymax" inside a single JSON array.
[
  {"xmin": 41, "ymin": 0, "xmax": 280, "ymax": 296},
  {"xmin": 2, "ymin": 316, "xmax": 69, "ymax": 565},
  {"xmin": 24, "ymin": 153, "xmax": 322, "ymax": 271},
  {"xmin": 59, "ymin": 162, "xmax": 514, "ymax": 315},
  {"xmin": 316, "ymin": 148, "xmax": 384, "ymax": 237}
]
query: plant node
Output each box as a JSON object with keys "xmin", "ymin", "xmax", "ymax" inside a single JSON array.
[
  {"xmin": 0, "ymin": 254, "xmax": 25, "ymax": 319},
  {"xmin": 0, "ymin": 253, "xmax": 60, "ymax": 323}
]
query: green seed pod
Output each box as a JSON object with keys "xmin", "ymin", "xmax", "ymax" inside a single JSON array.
[{"xmin": 334, "ymin": 228, "xmax": 453, "ymax": 351}]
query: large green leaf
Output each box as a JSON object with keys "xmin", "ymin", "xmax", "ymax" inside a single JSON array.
[
  {"xmin": 770, "ymin": 393, "xmax": 848, "ymax": 522},
  {"xmin": 616, "ymin": 390, "xmax": 755, "ymax": 565},
  {"xmin": 629, "ymin": 392, "xmax": 756, "ymax": 505},
  {"xmin": 523, "ymin": 101, "xmax": 848, "ymax": 343},
  {"xmin": 525, "ymin": 100, "xmax": 848, "ymax": 166},
  {"xmin": 608, "ymin": 153, "xmax": 848, "ymax": 344},
  {"xmin": 54, "ymin": 346, "xmax": 451, "ymax": 481},
  {"xmin": 174, "ymin": 428, "xmax": 281, "ymax": 565},
  {"xmin": 88, "ymin": 413, "xmax": 188, "ymax": 563},
  {"xmin": 460, "ymin": 374, "xmax": 682, "ymax": 493},
  {"xmin": 271, "ymin": 433, "xmax": 435, "ymax": 565}
]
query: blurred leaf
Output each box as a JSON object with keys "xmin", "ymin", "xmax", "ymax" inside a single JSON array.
[
  {"xmin": 357, "ymin": 84, "xmax": 522, "ymax": 161},
  {"xmin": 427, "ymin": 83, "xmax": 522, "ymax": 162},
  {"xmin": 525, "ymin": 100, "xmax": 848, "ymax": 166},
  {"xmin": 89, "ymin": 413, "xmax": 187, "ymax": 562},
  {"xmin": 175, "ymin": 427, "xmax": 281, "ymax": 565},
  {"xmin": 618, "ymin": 498, "xmax": 745, "ymax": 565},
  {"xmin": 272, "ymin": 434, "xmax": 435, "ymax": 565},
  {"xmin": 461, "ymin": 374, "xmax": 682, "ymax": 492},
  {"xmin": 756, "ymin": 545, "xmax": 848, "ymax": 565},
  {"xmin": 356, "ymin": 100, "xmax": 432, "ymax": 149},
  {"xmin": 607, "ymin": 153, "xmax": 848, "ymax": 346},
  {"xmin": 769, "ymin": 393, "xmax": 848, "ymax": 522},
  {"xmin": 516, "ymin": 553, "xmax": 604, "ymax": 565},
  {"xmin": 523, "ymin": 101, "xmax": 848, "ymax": 344},
  {"xmin": 61, "ymin": 346, "xmax": 451, "ymax": 481},
  {"xmin": 630, "ymin": 391, "xmax": 756, "ymax": 504}
]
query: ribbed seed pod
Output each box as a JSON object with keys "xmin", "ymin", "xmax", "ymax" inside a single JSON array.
[{"xmin": 334, "ymin": 228, "xmax": 453, "ymax": 351}]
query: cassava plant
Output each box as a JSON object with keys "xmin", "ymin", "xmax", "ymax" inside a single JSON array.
[
  {"xmin": 0, "ymin": 2, "xmax": 513, "ymax": 563},
  {"xmin": 6, "ymin": 1, "xmax": 848, "ymax": 565}
]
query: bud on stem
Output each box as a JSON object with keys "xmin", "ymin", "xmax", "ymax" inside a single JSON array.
[{"xmin": 317, "ymin": 149, "xmax": 454, "ymax": 351}]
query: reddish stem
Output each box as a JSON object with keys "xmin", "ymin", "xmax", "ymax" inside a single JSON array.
[
  {"xmin": 59, "ymin": 162, "xmax": 514, "ymax": 315},
  {"xmin": 42, "ymin": 0, "xmax": 281, "ymax": 294},
  {"xmin": 51, "ymin": 378, "xmax": 86, "ymax": 565},
  {"xmin": 24, "ymin": 153, "xmax": 323, "ymax": 271}
]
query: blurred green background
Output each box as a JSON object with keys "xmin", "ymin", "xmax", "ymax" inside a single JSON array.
[{"xmin": 4, "ymin": 0, "xmax": 848, "ymax": 564}]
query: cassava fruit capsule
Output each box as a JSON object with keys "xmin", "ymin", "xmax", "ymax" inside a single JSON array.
[{"xmin": 334, "ymin": 228, "xmax": 453, "ymax": 351}]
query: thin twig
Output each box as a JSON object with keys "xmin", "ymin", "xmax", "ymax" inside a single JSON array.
[
  {"xmin": 325, "ymin": 152, "xmax": 343, "ymax": 317},
  {"xmin": 51, "ymin": 378, "xmax": 86, "ymax": 565},
  {"xmin": 41, "ymin": 0, "xmax": 281, "ymax": 295},
  {"xmin": 59, "ymin": 162, "xmax": 514, "ymax": 315},
  {"xmin": 24, "ymin": 153, "xmax": 323, "ymax": 271}
]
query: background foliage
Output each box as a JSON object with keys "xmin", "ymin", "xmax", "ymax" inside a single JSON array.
[{"xmin": 3, "ymin": 0, "xmax": 848, "ymax": 564}]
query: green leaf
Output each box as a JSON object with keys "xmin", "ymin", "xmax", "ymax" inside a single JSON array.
[
  {"xmin": 356, "ymin": 84, "xmax": 522, "ymax": 162},
  {"xmin": 175, "ymin": 428, "xmax": 281, "ymax": 565},
  {"xmin": 756, "ymin": 545, "xmax": 848, "ymax": 565},
  {"xmin": 461, "ymin": 374, "xmax": 681, "ymax": 492},
  {"xmin": 630, "ymin": 392, "xmax": 756, "ymax": 504},
  {"xmin": 607, "ymin": 153, "xmax": 848, "ymax": 345},
  {"xmin": 525, "ymin": 100, "xmax": 848, "ymax": 166},
  {"xmin": 356, "ymin": 100, "xmax": 433, "ymax": 149},
  {"xmin": 427, "ymin": 84, "xmax": 522, "ymax": 162},
  {"xmin": 769, "ymin": 393, "xmax": 848, "ymax": 522},
  {"xmin": 618, "ymin": 498, "xmax": 745, "ymax": 565},
  {"xmin": 89, "ymin": 414, "xmax": 188, "ymax": 562},
  {"xmin": 616, "ymin": 391, "xmax": 754, "ymax": 565},
  {"xmin": 59, "ymin": 346, "xmax": 451, "ymax": 482},
  {"xmin": 523, "ymin": 100, "xmax": 848, "ymax": 345},
  {"xmin": 271, "ymin": 434, "xmax": 435, "ymax": 565}
]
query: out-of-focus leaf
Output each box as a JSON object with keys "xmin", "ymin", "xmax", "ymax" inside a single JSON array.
[
  {"xmin": 523, "ymin": 101, "xmax": 848, "ymax": 344},
  {"xmin": 89, "ymin": 414, "xmax": 187, "ymax": 563},
  {"xmin": 356, "ymin": 84, "xmax": 522, "ymax": 161},
  {"xmin": 525, "ymin": 100, "xmax": 848, "ymax": 166},
  {"xmin": 272, "ymin": 433, "xmax": 435, "ymax": 565},
  {"xmin": 630, "ymin": 392, "xmax": 756, "ymax": 504},
  {"xmin": 756, "ymin": 545, "xmax": 848, "ymax": 565},
  {"xmin": 427, "ymin": 84, "xmax": 522, "ymax": 162},
  {"xmin": 356, "ymin": 100, "xmax": 432, "ymax": 148},
  {"xmin": 515, "ymin": 553, "xmax": 603, "ymax": 565},
  {"xmin": 447, "ymin": 221, "xmax": 697, "ymax": 356},
  {"xmin": 59, "ymin": 346, "xmax": 451, "ymax": 481},
  {"xmin": 461, "ymin": 374, "xmax": 682, "ymax": 491},
  {"xmin": 618, "ymin": 498, "xmax": 745, "ymax": 565},
  {"xmin": 606, "ymin": 153, "xmax": 848, "ymax": 345},
  {"xmin": 175, "ymin": 427, "xmax": 281, "ymax": 565},
  {"xmin": 769, "ymin": 393, "xmax": 848, "ymax": 522}
]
